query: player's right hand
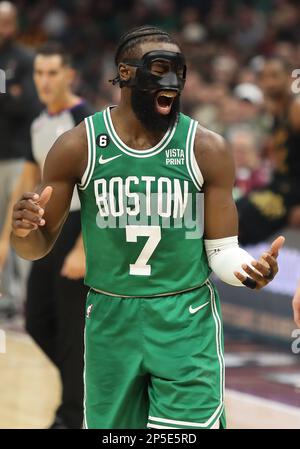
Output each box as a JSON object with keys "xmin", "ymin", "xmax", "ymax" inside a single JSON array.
[{"xmin": 12, "ymin": 186, "xmax": 53, "ymax": 238}]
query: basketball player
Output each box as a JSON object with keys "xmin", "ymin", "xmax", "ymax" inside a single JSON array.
[
  {"xmin": 237, "ymin": 56, "xmax": 300, "ymax": 245},
  {"xmin": 10, "ymin": 26, "xmax": 284, "ymax": 429},
  {"xmin": 1, "ymin": 42, "xmax": 93, "ymax": 428}
]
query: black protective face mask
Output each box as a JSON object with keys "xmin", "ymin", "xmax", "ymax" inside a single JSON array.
[
  {"xmin": 112, "ymin": 50, "xmax": 186, "ymax": 93},
  {"xmin": 130, "ymin": 88, "xmax": 180, "ymax": 133}
]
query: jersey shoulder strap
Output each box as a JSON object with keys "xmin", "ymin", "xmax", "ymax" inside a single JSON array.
[
  {"xmin": 176, "ymin": 112, "xmax": 203, "ymax": 191},
  {"xmin": 77, "ymin": 110, "xmax": 104, "ymax": 190}
]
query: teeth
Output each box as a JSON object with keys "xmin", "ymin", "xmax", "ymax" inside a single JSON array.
[{"xmin": 159, "ymin": 91, "xmax": 176, "ymax": 98}]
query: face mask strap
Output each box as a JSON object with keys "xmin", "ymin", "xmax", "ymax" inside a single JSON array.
[
  {"xmin": 109, "ymin": 75, "xmax": 121, "ymax": 86},
  {"xmin": 109, "ymin": 60, "xmax": 142, "ymax": 87}
]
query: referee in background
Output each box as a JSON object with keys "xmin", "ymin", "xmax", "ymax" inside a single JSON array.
[{"xmin": 0, "ymin": 42, "xmax": 93, "ymax": 428}]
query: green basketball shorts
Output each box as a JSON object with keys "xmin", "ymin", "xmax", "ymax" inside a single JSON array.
[{"xmin": 83, "ymin": 279, "xmax": 226, "ymax": 429}]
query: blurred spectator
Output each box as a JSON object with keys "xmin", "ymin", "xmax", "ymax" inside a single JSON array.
[
  {"xmin": 1, "ymin": 0, "xmax": 300, "ymax": 247},
  {"xmin": 8, "ymin": 0, "xmax": 300, "ymax": 112},
  {"xmin": 0, "ymin": 1, "xmax": 40, "ymax": 316},
  {"xmin": 271, "ymin": 1, "xmax": 300, "ymax": 43},
  {"xmin": 228, "ymin": 127, "xmax": 270, "ymax": 199},
  {"xmin": 216, "ymin": 96, "xmax": 241, "ymax": 134},
  {"xmin": 233, "ymin": 82, "xmax": 271, "ymax": 143},
  {"xmin": 151, "ymin": 0, "xmax": 178, "ymax": 32},
  {"xmin": 0, "ymin": 41, "xmax": 93, "ymax": 428},
  {"xmin": 237, "ymin": 56, "xmax": 300, "ymax": 244},
  {"xmin": 233, "ymin": 83, "xmax": 263, "ymax": 111},
  {"xmin": 41, "ymin": 7, "xmax": 68, "ymax": 39},
  {"xmin": 180, "ymin": 6, "xmax": 206, "ymax": 44},
  {"xmin": 212, "ymin": 55, "xmax": 238, "ymax": 86},
  {"xmin": 190, "ymin": 85, "xmax": 230, "ymax": 134},
  {"xmin": 236, "ymin": 66, "xmax": 258, "ymax": 85},
  {"xmin": 233, "ymin": 4, "xmax": 266, "ymax": 54}
]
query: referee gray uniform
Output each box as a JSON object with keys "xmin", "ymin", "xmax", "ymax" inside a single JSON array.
[{"xmin": 25, "ymin": 101, "xmax": 93, "ymax": 429}]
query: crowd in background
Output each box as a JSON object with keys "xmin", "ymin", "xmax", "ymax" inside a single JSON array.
[
  {"xmin": 12, "ymin": 0, "xmax": 300, "ymax": 199},
  {"xmin": 1, "ymin": 1, "xmax": 299, "ymax": 428},
  {"xmin": 1, "ymin": 0, "xmax": 300, "ymax": 300}
]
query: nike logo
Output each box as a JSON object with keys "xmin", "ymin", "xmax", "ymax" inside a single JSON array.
[
  {"xmin": 99, "ymin": 154, "xmax": 122, "ymax": 164},
  {"xmin": 189, "ymin": 301, "xmax": 210, "ymax": 314}
]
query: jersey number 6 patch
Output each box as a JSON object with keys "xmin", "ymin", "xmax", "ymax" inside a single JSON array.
[{"xmin": 96, "ymin": 134, "xmax": 110, "ymax": 148}]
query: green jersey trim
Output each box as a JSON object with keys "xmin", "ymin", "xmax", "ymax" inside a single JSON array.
[
  {"xmin": 186, "ymin": 119, "xmax": 203, "ymax": 191},
  {"xmin": 78, "ymin": 116, "xmax": 96, "ymax": 191},
  {"xmin": 206, "ymin": 280, "xmax": 225, "ymax": 420},
  {"xmin": 90, "ymin": 277, "xmax": 210, "ymax": 298},
  {"xmin": 190, "ymin": 122, "xmax": 204, "ymax": 188},
  {"xmin": 103, "ymin": 107, "xmax": 177, "ymax": 158},
  {"xmin": 147, "ymin": 280, "xmax": 225, "ymax": 429}
]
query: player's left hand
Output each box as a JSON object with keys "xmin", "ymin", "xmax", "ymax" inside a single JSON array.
[
  {"xmin": 234, "ymin": 235, "xmax": 285, "ymax": 290},
  {"xmin": 60, "ymin": 245, "xmax": 86, "ymax": 280}
]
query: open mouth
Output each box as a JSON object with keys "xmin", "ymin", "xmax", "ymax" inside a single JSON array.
[{"xmin": 155, "ymin": 90, "xmax": 177, "ymax": 115}]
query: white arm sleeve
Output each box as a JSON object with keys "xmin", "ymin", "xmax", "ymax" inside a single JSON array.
[{"xmin": 204, "ymin": 236, "xmax": 255, "ymax": 287}]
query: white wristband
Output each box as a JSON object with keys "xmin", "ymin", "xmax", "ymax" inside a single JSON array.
[{"xmin": 204, "ymin": 236, "xmax": 255, "ymax": 287}]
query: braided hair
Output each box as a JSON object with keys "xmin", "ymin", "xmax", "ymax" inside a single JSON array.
[
  {"xmin": 111, "ymin": 25, "xmax": 180, "ymax": 85},
  {"xmin": 114, "ymin": 25, "xmax": 180, "ymax": 65}
]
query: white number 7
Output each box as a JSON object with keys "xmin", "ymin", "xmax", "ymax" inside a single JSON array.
[{"xmin": 126, "ymin": 225, "xmax": 161, "ymax": 276}]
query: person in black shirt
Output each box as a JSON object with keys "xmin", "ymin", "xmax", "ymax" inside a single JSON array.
[
  {"xmin": 237, "ymin": 57, "xmax": 300, "ymax": 245},
  {"xmin": 0, "ymin": 42, "xmax": 93, "ymax": 428},
  {"xmin": 0, "ymin": 1, "xmax": 40, "ymax": 314}
]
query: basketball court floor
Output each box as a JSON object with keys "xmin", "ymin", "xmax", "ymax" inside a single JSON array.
[{"xmin": 0, "ymin": 319, "xmax": 300, "ymax": 429}]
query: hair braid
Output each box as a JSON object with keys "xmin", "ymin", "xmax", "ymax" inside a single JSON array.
[{"xmin": 115, "ymin": 25, "xmax": 178, "ymax": 65}]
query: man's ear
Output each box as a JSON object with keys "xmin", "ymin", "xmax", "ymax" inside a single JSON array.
[
  {"xmin": 66, "ymin": 67, "xmax": 76, "ymax": 86},
  {"xmin": 118, "ymin": 63, "xmax": 132, "ymax": 82}
]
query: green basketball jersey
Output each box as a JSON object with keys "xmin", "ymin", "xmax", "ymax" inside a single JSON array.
[{"xmin": 77, "ymin": 106, "xmax": 210, "ymax": 296}]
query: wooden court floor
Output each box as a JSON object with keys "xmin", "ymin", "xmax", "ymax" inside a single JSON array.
[
  {"xmin": 1, "ymin": 331, "xmax": 300, "ymax": 429},
  {"xmin": 0, "ymin": 331, "xmax": 60, "ymax": 429}
]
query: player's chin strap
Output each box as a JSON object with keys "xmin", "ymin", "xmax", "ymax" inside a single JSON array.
[{"xmin": 204, "ymin": 236, "xmax": 257, "ymax": 288}]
